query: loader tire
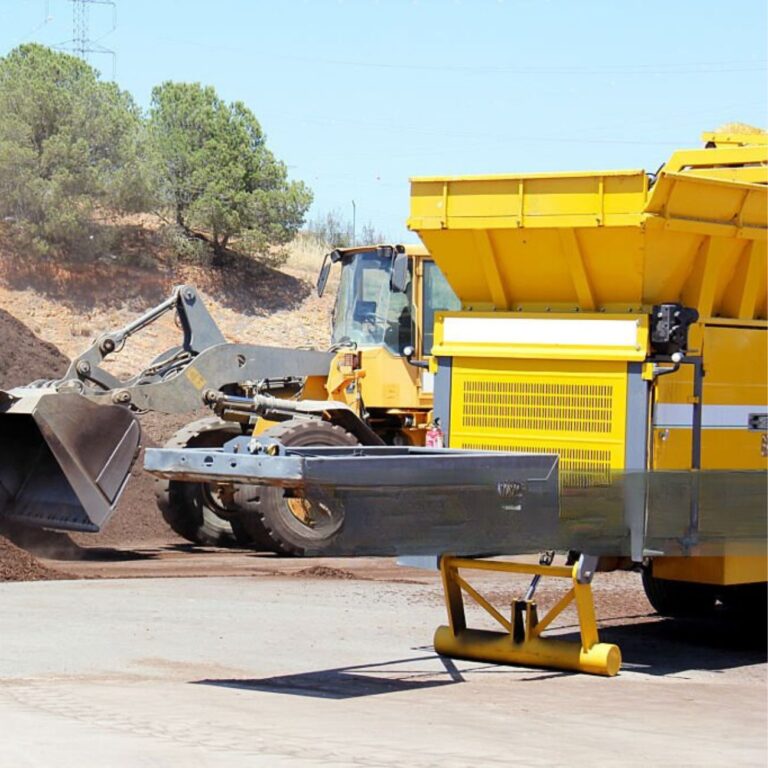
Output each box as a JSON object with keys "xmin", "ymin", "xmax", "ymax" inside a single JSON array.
[
  {"xmin": 235, "ymin": 419, "xmax": 359, "ymax": 556},
  {"xmin": 155, "ymin": 417, "xmax": 253, "ymax": 547},
  {"xmin": 641, "ymin": 564, "xmax": 718, "ymax": 619}
]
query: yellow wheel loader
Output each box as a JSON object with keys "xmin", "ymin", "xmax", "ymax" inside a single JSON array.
[
  {"xmin": 0, "ymin": 285, "xmax": 335, "ymax": 544},
  {"xmin": 0, "ymin": 246, "xmax": 459, "ymax": 555}
]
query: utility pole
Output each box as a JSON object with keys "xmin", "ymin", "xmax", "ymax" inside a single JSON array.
[{"xmin": 66, "ymin": 0, "xmax": 117, "ymax": 78}]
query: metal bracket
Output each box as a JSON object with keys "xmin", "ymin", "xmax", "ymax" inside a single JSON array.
[{"xmin": 575, "ymin": 553, "xmax": 598, "ymax": 584}]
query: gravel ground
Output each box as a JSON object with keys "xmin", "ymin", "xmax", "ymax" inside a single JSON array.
[{"xmin": 0, "ymin": 575, "xmax": 764, "ymax": 767}]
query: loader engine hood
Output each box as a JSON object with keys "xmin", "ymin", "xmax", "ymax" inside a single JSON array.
[{"xmin": 0, "ymin": 390, "xmax": 140, "ymax": 532}]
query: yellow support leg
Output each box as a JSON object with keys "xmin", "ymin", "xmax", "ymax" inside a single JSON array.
[{"xmin": 433, "ymin": 555, "xmax": 621, "ymax": 677}]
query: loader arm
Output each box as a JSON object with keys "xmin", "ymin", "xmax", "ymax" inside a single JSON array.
[
  {"xmin": 32, "ymin": 285, "xmax": 331, "ymax": 409},
  {"xmin": 0, "ymin": 285, "xmax": 334, "ymax": 533}
]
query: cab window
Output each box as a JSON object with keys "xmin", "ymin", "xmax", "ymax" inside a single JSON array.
[{"xmin": 422, "ymin": 260, "xmax": 460, "ymax": 354}]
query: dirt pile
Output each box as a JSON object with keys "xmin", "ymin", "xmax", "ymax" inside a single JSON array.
[
  {"xmin": 0, "ymin": 535, "xmax": 66, "ymax": 581},
  {"xmin": 0, "ymin": 309, "xmax": 72, "ymax": 580},
  {"xmin": 0, "ymin": 306, "xmax": 69, "ymax": 389},
  {"xmin": 0, "ymin": 307, "xmax": 183, "ymax": 577},
  {"xmin": 293, "ymin": 565, "xmax": 358, "ymax": 580},
  {"xmin": 72, "ymin": 411, "xmax": 191, "ymax": 548}
]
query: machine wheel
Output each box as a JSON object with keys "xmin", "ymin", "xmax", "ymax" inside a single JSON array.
[
  {"xmin": 641, "ymin": 564, "xmax": 718, "ymax": 619},
  {"xmin": 235, "ymin": 419, "xmax": 359, "ymax": 555},
  {"xmin": 155, "ymin": 416, "xmax": 251, "ymax": 547},
  {"xmin": 720, "ymin": 582, "xmax": 768, "ymax": 629}
]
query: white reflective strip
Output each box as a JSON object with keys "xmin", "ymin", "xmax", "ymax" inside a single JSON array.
[
  {"xmin": 654, "ymin": 404, "xmax": 767, "ymax": 429},
  {"xmin": 442, "ymin": 316, "xmax": 639, "ymax": 348},
  {"xmin": 421, "ymin": 370, "xmax": 435, "ymax": 394}
]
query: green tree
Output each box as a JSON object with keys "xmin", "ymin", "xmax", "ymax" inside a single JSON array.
[
  {"xmin": 0, "ymin": 44, "xmax": 151, "ymax": 258},
  {"xmin": 149, "ymin": 81, "xmax": 312, "ymax": 264}
]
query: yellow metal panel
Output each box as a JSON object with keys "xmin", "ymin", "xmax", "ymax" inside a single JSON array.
[
  {"xmin": 326, "ymin": 347, "xmax": 430, "ymax": 411},
  {"xmin": 682, "ymin": 166, "xmax": 768, "ymax": 184},
  {"xmin": 301, "ymin": 375, "xmax": 329, "ymax": 400},
  {"xmin": 558, "ymin": 229, "xmax": 596, "ymax": 310},
  {"xmin": 663, "ymin": 145, "xmax": 768, "ymax": 175},
  {"xmin": 571, "ymin": 227, "xmax": 645, "ymax": 310},
  {"xmin": 680, "ymin": 237, "xmax": 740, "ymax": 319},
  {"xmin": 644, "ymin": 171, "xmax": 767, "ymax": 238},
  {"xmin": 449, "ymin": 357, "xmax": 628, "ymax": 486},
  {"xmin": 653, "ymin": 428, "xmax": 767, "ymax": 471},
  {"xmin": 700, "ymin": 132, "xmax": 768, "ymax": 147},
  {"xmin": 720, "ymin": 241, "xmax": 764, "ymax": 320},
  {"xmin": 652, "ymin": 556, "xmax": 767, "ymax": 585},
  {"xmin": 652, "ymin": 324, "xmax": 767, "ymax": 471},
  {"xmin": 474, "ymin": 229, "xmax": 511, "ymax": 310},
  {"xmin": 702, "ymin": 325, "xmax": 767, "ymax": 406},
  {"xmin": 651, "ymin": 429, "xmax": 692, "ymax": 470},
  {"xmin": 408, "ymin": 170, "xmax": 648, "ymax": 232}
]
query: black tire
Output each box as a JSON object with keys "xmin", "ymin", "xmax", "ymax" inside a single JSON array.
[
  {"xmin": 720, "ymin": 582, "xmax": 768, "ymax": 629},
  {"xmin": 155, "ymin": 417, "xmax": 250, "ymax": 547},
  {"xmin": 641, "ymin": 563, "xmax": 718, "ymax": 619},
  {"xmin": 235, "ymin": 419, "xmax": 359, "ymax": 555}
]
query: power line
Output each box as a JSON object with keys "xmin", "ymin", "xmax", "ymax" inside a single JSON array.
[
  {"xmin": 63, "ymin": 0, "xmax": 117, "ymax": 78},
  {"xmin": 148, "ymin": 36, "xmax": 768, "ymax": 76},
  {"xmin": 6, "ymin": 0, "xmax": 54, "ymax": 48}
]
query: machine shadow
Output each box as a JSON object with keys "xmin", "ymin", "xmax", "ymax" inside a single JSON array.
[
  {"xmin": 193, "ymin": 654, "xmax": 464, "ymax": 700},
  {"xmin": 555, "ymin": 616, "xmax": 766, "ymax": 677}
]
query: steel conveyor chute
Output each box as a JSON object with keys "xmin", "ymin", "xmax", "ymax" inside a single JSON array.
[{"xmin": 145, "ymin": 441, "xmax": 561, "ymax": 557}]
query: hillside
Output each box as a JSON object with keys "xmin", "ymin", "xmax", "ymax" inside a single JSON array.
[{"xmin": 0, "ymin": 230, "xmax": 337, "ymax": 379}]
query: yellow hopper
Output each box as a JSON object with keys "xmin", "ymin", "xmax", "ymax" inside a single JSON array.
[{"xmin": 408, "ymin": 135, "xmax": 767, "ymax": 320}]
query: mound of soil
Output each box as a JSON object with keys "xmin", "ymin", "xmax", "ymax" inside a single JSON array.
[
  {"xmin": 293, "ymin": 565, "xmax": 358, "ymax": 580},
  {"xmin": 0, "ymin": 308, "xmax": 72, "ymax": 580},
  {"xmin": 0, "ymin": 534, "xmax": 66, "ymax": 581},
  {"xmin": 0, "ymin": 307, "xmax": 69, "ymax": 389},
  {"xmin": 0, "ymin": 307, "xmax": 184, "ymax": 574},
  {"xmin": 73, "ymin": 411, "xmax": 192, "ymax": 548}
]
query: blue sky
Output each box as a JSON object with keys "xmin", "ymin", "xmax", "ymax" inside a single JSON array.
[{"xmin": 1, "ymin": 0, "xmax": 766, "ymax": 241}]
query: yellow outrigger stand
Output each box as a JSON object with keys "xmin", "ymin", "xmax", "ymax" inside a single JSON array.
[{"xmin": 434, "ymin": 554, "xmax": 622, "ymax": 677}]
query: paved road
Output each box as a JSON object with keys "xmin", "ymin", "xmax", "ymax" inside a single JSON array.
[{"xmin": 0, "ymin": 576, "xmax": 765, "ymax": 767}]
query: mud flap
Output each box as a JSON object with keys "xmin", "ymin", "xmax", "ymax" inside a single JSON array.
[{"xmin": 0, "ymin": 391, "xmax": 140, "ymax": 532}]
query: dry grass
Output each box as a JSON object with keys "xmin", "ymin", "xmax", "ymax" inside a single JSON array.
[{"xmin": 282, "ymin": 232, "xmax": 329, "ymax": 275}]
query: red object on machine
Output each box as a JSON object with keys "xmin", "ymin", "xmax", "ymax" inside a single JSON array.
[{"xmin": 425, "ymin": 420, "xmax": 444, "ymax": 449}]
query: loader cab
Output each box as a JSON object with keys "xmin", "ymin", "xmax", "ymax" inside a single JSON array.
[
  {"xmin": 331, "ymin": 246, "xmax": 414, "ymax": 354},
  {"xmin": 317, "ymin": 244, "xmax": 459, "ymax": 435},
  {"xmin": 319, "ymin": 244, "xmax": 459, "ymax": 360}
]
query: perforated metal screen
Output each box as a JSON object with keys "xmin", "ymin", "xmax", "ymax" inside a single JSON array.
[{"xmin": 450, "ymin": 358, "xmax": 628, "ymax": 488}]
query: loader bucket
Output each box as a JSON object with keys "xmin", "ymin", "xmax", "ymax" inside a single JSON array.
[{"xmin": 0, "ymin": 391, "xmax": 140, "ymax": 532}]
